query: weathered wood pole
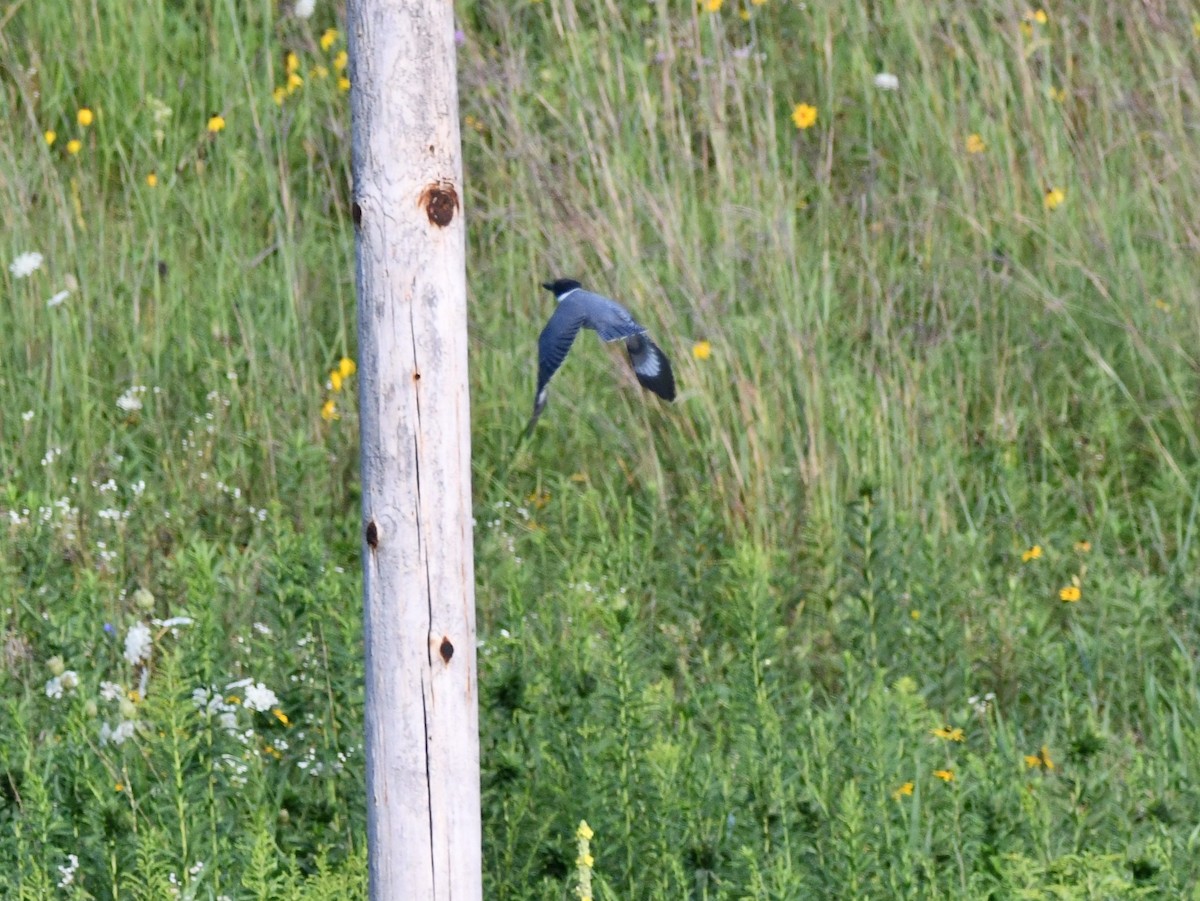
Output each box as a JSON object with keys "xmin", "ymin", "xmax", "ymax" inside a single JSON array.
[{"xmin": 347, "ymin": 0, "xmax": 480, "ymax": 898}]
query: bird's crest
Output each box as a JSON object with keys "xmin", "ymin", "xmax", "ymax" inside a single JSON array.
[{"xmin": 542, "ymin": 278, "xmax": 582, "ymax": 296}]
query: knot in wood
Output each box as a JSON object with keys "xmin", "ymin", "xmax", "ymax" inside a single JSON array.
[
  {"xmin": 439, "ymin": 636, "xmax": 454, "ymax": 663},
  {"xmin": 420, "ymin": 182, "xmax": 459, "ymax": 228}
]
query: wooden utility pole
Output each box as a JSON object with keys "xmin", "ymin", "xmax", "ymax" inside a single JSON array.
[{"xmin": 347, "ymin": 1, "xmax": 480, "ymax": 898}]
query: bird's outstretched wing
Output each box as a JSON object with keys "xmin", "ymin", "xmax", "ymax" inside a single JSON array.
[
  {"xmin": 581, "ymin": 290, "xmax": 647, "ymax": 343},
  {"xmin": 625, "ymin": 333, "xmax": 676, "ymax": 402},
  {"xmin": 525, "ymin": 299, "xmax": 587, "ymax": 436}
]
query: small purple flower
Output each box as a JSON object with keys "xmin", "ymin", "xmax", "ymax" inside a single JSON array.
[
  {"xmin": 104, "ymin": 622, "xmax": 115, "ymax": 635},
  {"xmin": 454, "ymin": 29, "xmax": 466, "ymax": 46}
]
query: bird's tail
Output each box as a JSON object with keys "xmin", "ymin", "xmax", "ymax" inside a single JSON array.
[
  {"xmin": 627, "ymin": 336, "xmax": 676, "ymax": 402},
  {"xmin": 523, "ymin": 385, "xmax": 549, "ymax": 438}
]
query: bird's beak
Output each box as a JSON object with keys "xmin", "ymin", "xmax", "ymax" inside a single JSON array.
[{"xmin": 541, "ymin": 281, "xmax": 554, "ymax": 291}]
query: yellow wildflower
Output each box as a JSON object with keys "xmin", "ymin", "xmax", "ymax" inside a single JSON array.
[
  {"xmin": 527, "ymin": 488, "xmax": 551, "ymax": 509},
  {"xmin": 1074, "ymin": 540, "xmax": 1091, "ymax": 553},
  {"xmin": 739, "ymin": 8, "xmax": 750, "ymax": 19},
  {"xmin": 334, "ymin": 50, "xmax": 349, "ymax": 72},
  {"xmin": 273, "ymin": 86, "xmax": 286, "ymax": 106},
  {"xmin": 338, "ymin": 76, "xmax": 351, "ymax": 93},
  {"xmin": 1059, "ymin": 585, "xmax": 1081, "ymax": 603},
  {"xmin": 1021, "ymin": 545, "xmax": 1042, "ymax": 562},
  {"xmin": 792, "ymin": 103, "xmax": 817, "ymax": 130},
  {"xmin": 44, "ymin": 129, "xmax": 57, "ymax": 147},
  {"xmin": 966, "ymin": 133, "xmax": 986, "ymax": 154},
  {"xmin": 330, "ymin": 370, "xmax": 344, "ymax": 393},
  {"xmin": 207, "ymin": 113, "xmax": 226, "ymax": 133},
  {"xmin": 146, "ymin": 172, "xmax": 158, "ymax": 187},
  {"xmin": 285, "ymin": 51, "xmax": 300, "ymax": 74},
  {"xmin": 1024, "ymin": 745, "xmax": 1054, "ymax": 770},
  {"xmin": 692, "ymin": 339, "xmax": 712, "ymax": 360},
  {"xmin": 1044, "ymin": 187, "xmax": 1065, "ymax": 210},
  {"xmin": 272, "ymin": 708, "xmax": 290, "ymax": 726},
  {"xmin": 702, "ymin": 0, "xmax": 723, "ymax": 11},
  {"xmin": 338, "ymin": 356, "xmax": 357, "ymax": 378},
  {"xmin": 67, "ymin": 139, "xmax": 82, "ymax": 155},
  {"xmin": 1032, "ymin": 9, "xmax": 1048, "ymax": 24},
  {"xmin": 891, "ymin": 781, "xmax": 914, "ymax": 800},
  {"xmin": 752, "ymin": 0, "xmax": 767, "ymax": 5},
  {"xmin": 321, "ymin": 399, "xmax": 338, "ymax": 421},
  {"xmin": 77, "ymin": 107, "xmax": 94, "ymax": 127},
  {"xmin": 320, "ymin": 28, "xmax": 339, "ymax": 51},
  {"xmin": 311, "ymin": 64, "xmax": 329, "ymax": 80},
  {"xmin": 115, "ymin": 782, "xmax": 125, "ymax": 792},
  {"xmin": 910, "ymin": 609, "xmax": 921, "ymax": 620},
  {"xmin": 930, "ymin": 726, "xmax": 965, "ymax": 742},
  {"xmin": 933, "ymin": 769, "xmax": 955, "ymax": 782},
  {"xmin": 576, "ymin": 821, "xmax": 594, "ymax": 841},
  {"xmin": 287, "ymin": 72, "xmax": 304, "ymax": 94}
]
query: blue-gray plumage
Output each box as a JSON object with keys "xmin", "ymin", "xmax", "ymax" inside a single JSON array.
[{"xmin": 526, "ymin": 278, "xmax": 676, "ymax": 435}]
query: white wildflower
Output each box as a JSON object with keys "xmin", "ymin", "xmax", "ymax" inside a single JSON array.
[
  {"xmin": 57, "ymin": 854, "xmax": 79, "ymax": 888},
  {"xmin": 45, "ymin": 676, "xmax": 63, "ymax": 699},
  {"xmin": 123, "ymin": 621, "xmax": 152, "ymax": 665},
  {"xmin": 116, "ymin": 385, "xmax": 146, "ymax": 413},
  {"xmin": 874, "ymin": 72, "xmax": 900, "ymax": 91},
  {"xmin": 47, "ymin": 289, "xmax": 69, "ymax": 307},
  {"xmin": 294, "ymin": 0, "xmax": 315, "ymax": 18},
  {"xmin": 9, "ymin": 251, "xmax": 43, "ymax": 278},
  {"xmin": 22, "ymin": 410, "xmax": 34, "ymax": 422},
  {"xmin": 100, "ymin": 720, "xmax": 137, "ymax": 745},
  {"xmin": 157, "ymin": 616, "xmax": 194, "ymax": 629},
  {"xmin": 242, "ymin": 682, "xmax": 279, "ymax": 712},
  {"xmin": 100, "ymin": 681, "xmax": 124, "ymax": 701}
]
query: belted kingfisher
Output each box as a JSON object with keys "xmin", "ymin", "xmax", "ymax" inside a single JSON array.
[{"xmin": 526, "ymin": 278, "xmax": 676, "ymax": 436}]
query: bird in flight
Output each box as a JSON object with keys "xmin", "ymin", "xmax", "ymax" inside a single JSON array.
[{"xmin": 526, "ymin": 279, "xmax": 676, "ymax": 436}]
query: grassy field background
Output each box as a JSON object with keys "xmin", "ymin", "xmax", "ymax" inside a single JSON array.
[{"xmin": 3, "ymin": 0, "xmax": 1200, "ymax": 897}]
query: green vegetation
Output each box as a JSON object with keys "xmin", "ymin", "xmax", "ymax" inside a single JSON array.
[{"xmin": 3, "ymin": 0, "xmax": 1199, "ymax": 897}]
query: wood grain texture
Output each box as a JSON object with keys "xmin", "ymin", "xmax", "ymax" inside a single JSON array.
[{"xmin": 347, "ymin": 0, "xmax": 480, "ymax": 897}]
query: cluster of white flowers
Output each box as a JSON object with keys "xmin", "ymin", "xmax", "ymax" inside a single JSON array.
[
  {"xmin": 116, "ymin": 385, "xmax": 147, "ymax": 413},
  {"xmin": 193, "ymin": 686, "xmax": 239, "ymax": 734},
  {"xmin": 100, "ymin": 681, "xmax": 124, "ymax": 701},
  {"xmin": 45, "ymin": 670, "xmax": 79, "ymax": 699},
  {"xmin": 969, "ymin": 691, "xmax": 996, "ymax": 716},
  {"xmin": 100, "ymin": 720, "xmax": 137, "ymax": 745},
  {"xmin": 9, "ymin": 251, "xmax": 43, "ymax": 278},
  {"xmin": 124, "ymin": 622, "xmax": 153, "ymax": 665},
  {"xmin": 239, "ymin": 681, "xmax": 279, "ymax": 712},
  {"xmin": 57, "ymin": 853, "xmax": 79, "ymax": 888}
]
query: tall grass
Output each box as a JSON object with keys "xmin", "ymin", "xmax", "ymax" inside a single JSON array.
[{"xmin": 2, "ymin": 0, "xmax": 1199, "ymax": 897}]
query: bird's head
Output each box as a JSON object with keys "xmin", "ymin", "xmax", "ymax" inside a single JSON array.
[{"xmin": 542, "ymin": 278, "xmax": 582, "ymax": 298}]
